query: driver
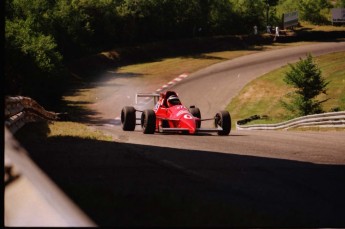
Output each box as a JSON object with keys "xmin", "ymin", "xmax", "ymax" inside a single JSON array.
[{"xmin": 167, "ymin": 95, "xmax": 181, "ymax": 107}]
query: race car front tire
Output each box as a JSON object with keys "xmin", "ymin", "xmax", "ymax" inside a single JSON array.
[
  {"xmin": 189, "ymin": 107, "xmax": 201, "ymax": 128},
  {"xmin": 215, "ymin": 110, "xmax": 231, "ymax": 135},
  {"xmin": 121, "ymin": 106, "xmax": 136, "ymax": 131},
  {"xmin": 141, "ymin": 109, "xmax": 156, "ymax": 134}
]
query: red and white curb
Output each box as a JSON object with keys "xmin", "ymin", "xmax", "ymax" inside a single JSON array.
[
  {"xmin": 139, "ymin": 72, "xmax": 189, "ymax": 105},
  {"xmin": 155, "ymin": 73, "xmax": 189, "ymax": 93},
  {"xmin": 111, "ymin": 73, "xmax": 189, "ymax": 127}
]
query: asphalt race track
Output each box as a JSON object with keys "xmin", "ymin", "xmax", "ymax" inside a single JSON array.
[
  {"xmin": 18, "ymin": 42, "xmax": 345, "ymax": 227},
  {"xmin": 94, "ymin": 42, "xmax": 345, "ymax": 166},
  {"xmin": 78, "ymin": 41, "xmax": 345, "ymax": 226}
]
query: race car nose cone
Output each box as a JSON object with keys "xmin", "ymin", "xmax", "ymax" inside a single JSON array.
[{"xmin": 179, "ymin": 115, "xmax": 197, "ymax": 134}]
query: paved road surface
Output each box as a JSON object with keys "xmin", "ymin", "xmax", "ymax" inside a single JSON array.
[
  {"xmin": 93, "ymin": 41, "xmax": 345, "ymax": 164},
  {"xmin": 86, "ymin": 42, "xmax": 345, "ymax": 226}
]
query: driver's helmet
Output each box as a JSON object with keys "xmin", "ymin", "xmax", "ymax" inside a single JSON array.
[{"xmin": 167, "ymin": 95, "xmax": 181, "ymax": 107}]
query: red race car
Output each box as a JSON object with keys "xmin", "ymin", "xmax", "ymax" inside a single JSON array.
[{"xmin": 121, "ymin": 90, "xmax": 231, "ymax": 135}]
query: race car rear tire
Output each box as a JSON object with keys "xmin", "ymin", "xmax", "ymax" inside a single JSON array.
[
  {"xmin": 141, "ymin": 109, "xmax": 156, "ymax": 134},
  {"xmin": 215, "ymin": 110, "xmax": 231, "ymax": 135},
  {"xmin": 121, "ymin": 106, "xmax": 136, "ymax": 131},
  {"xmin": 189, "ymin": 107, "xmax": 201, "ymax": 128}
]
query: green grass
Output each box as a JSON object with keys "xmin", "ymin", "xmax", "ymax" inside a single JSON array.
[
  {"xmin": 298, "ymin": 21, "xmax": 345, "ymax": 32},
  {"xmin": 115, "ymin": 50, "xmax": 260, "ymax": 85},
  {"xmin": 47, "ymin": 122, "xmax": 113, "ymax": 141},
  {"xmin": 226, "ymin": 51, "xmax": 345, "ymax": 127},
  {"xmin": 16, "ymin": 121, "xmax": 113, "ymax": 142}
]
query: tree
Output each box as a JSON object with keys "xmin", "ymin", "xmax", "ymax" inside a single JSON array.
[
  {"xmin": 336, "ymin": 0, "xmax": 345, "ymax": 7},
  {"xmin": 282, "ymin": 54, "xmax": 329, "ymax": 116},
  {"xmin": 5, "ymin": 0, "xmax": 65, "ymax": 104},
  {"xmin": 298, "ymin": 0, "xmax": 332, "ymax": 24},
  {"xmin": 231, "ymin": 0, "xmax": 266, "ymax": 31}
]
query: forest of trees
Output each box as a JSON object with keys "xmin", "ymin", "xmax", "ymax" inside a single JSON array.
[{"xmin": 4, "ymin": 0, "xmax": 345, "ymax": 105}]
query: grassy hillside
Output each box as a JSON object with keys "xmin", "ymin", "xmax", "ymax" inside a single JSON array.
[{"xmin": 226, "ymin": 51, "xmax": 345, "ymax": 126}]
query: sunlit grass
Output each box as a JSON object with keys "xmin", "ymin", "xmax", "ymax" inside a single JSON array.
[
  {"xmin": 48, "ymin": 121, "xmax": 113, "ymax": 141},
  {"xmin": 227, "ymin": 51, "xmax": 345, "ymax": 127},
  {"xmin": 299, "ymin": 21, "xmax": 345, "ymax": 32},
  {"xmin": 115, "ymin": 50, "xmax": 259, "ymax": 85}
]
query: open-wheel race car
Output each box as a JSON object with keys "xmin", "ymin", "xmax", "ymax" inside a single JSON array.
[{"xmin": 121, "ymin": 91, "xmax": 231, "ymax": 135}]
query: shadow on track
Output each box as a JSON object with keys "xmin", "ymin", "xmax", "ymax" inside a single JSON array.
[{"xmin": 16, "ymin": 129, "xmax": 345, "ymax": 227}]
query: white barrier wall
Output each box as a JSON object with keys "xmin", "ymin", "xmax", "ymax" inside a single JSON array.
[
  {"xmin": 283, "ymin": 11, "xmax": 299, "ymax": 29},
  {"xmin": 331, "ymin": 8, "xmax": 345, "ymax": 24}
]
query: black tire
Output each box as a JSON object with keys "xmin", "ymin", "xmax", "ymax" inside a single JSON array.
[
  {"xmin": 121, "ymin": 106, "xmax": 136, "ymax": 131},
  {"xmin": 215, "ymin": 110, "xmax": 231, "ymax": 136},
  {"xmin": 189, "ymin": 107, "xmax": 201, "ymax": 128},
  {"xmin": 141, "ymin": 109, "xmax": 156, "ymax": 134}
]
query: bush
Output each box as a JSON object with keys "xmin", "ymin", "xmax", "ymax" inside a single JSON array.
[{"xmin": 281, "ymin": 54, "xmax": 330, "ymax": 116}]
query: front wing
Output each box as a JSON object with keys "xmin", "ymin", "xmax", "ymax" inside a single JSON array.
[
  {"xmin": 156, "ymin": 116, "xmax": 223, "ymax": 134},
  {"xmin": 158, "ymin": 127, "xmax": 223, "ymax": 133}
]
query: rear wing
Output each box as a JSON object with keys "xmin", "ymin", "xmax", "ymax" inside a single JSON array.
[{"xmin": 136, "ymin": 93, "xmax": 160, "ymax": 105}]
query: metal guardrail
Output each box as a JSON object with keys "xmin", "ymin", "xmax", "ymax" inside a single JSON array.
[
  {"xmin": 5, "ymin": 96, "xmax": 59, "ymax": 134},
  {"xmin": 4, "ymin": 96, "xmax": 96, "ymax": 226},
  {"xmin": 236, "ymin": 111, "xmax": 345, "ymax": 130}
]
